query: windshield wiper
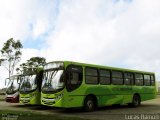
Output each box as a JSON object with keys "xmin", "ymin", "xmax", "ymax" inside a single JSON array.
[{"xmin": 47, "ymin": 70, "xmax": 57, "ymax": 84}]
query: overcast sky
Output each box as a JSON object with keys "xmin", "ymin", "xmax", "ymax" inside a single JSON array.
[{"xmin": 0, "ymin": 0, "xmax": 160, "ymax": 88}]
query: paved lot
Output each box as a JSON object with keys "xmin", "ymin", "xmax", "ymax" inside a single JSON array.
[{"xmin": 0, "ymin": 95, "xmax": 160, "ymax": 120}]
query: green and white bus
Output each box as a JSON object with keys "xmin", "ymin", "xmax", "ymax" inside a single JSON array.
[
  {"xmin": 19, "ymin": 67, "xmax": 43, "ymax": 105},
  {"xmin": 41, "ymin": 61, "xmax": 156, "ymax": 111}
]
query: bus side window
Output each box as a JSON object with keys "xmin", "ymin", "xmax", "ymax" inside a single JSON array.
[
  {"xmin": 69, "ymin": 72, "xmax": 78, "ymax": 84},
  {"xmin": 99, "ymin": 69, "xmax": 111, "ymax": 85},
  {"xmin": 151, "ymin": 75, "xmax": 155, "ymax": 86},
  {"xmin": 124, "ymin": 72, "xmax": 133, "ymax": 85},
  {"xmin": 85, "ymin": 67, "xmax": 98, "ymax": 84},
  {"xmin": 66, "ymin": 65, "xmax": 83, "ymax": 92},
  {"xmin": 112, "ymin": 71, "xmax": 123, "ymax": 85},
  {"xmin": 144, "ymin": 74, "xmax": 151, "ymax": 86},
  {"xmin": 135, "ymin": 73, "xmax": 144, "ymax": 86}
]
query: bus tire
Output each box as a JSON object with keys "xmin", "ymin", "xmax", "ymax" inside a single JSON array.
[
  {"xmin": 84, "ymin": 96, "xmax": 95, "ymax": 112},
  {"xmin": 128, "ymin": 94, "xmax": 141, "ymax": 107}
]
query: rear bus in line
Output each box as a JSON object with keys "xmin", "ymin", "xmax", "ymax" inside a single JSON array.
[
  {"xmin": 5, "ymin": 75, "xmax": 22, "ymax": 103},
  {"xmin": 41, "ymin": 61, "xmax": 156, "ymax": 112},
  {"xmin": 19, "ymin": 67, "xmax": 43, "ymax": 105}
]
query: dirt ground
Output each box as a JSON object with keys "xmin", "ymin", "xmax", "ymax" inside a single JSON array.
[{"xmin": 0, "ymin": 95, "xmax": 160, "ymax": 120}]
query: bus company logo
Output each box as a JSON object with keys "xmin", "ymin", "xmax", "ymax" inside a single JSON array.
[
  {"xmin": 1, "ymin": 114, "xmax": 18, "ymax": 120},
  {"xmin": 125, "ymin": 114, "xmax": 160, "ymax": 120}
]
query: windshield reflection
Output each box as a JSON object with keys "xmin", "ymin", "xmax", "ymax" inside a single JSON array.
[
  {"xmin": 42, "ymin": 70, "xmax": 64, "ymax": 93},
  {"xmin": 6, "ymin": 76, "xmax": 20, "ymax": 95},
  {"xmin": 20, "ymin": 74, "xmax": 37, "ymax": 92}
]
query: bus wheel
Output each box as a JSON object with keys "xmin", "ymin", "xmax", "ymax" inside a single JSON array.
[
  {"xmin": 84, "ymin": 96, "xmax": 95, "ymax": 112},
  {"xmin": 129, "ymin": 94, "xmax": 141, "ymax": 107}
]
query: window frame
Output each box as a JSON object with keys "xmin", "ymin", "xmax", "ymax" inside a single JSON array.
[
  {"xmin": 85, "ymin": 67, "xmax": 99, "ymax": 85},
  {"xmin": 124, "ymin": 72, "xmax": 134, "ymax": 85},
  {"xmin": 135, "ymin": 73, "xmax": 144, "ymax": 86},
  {"xmin": 66, "ymin": 64, "xmax": 83, "ymax": 92},
  {"xmin": 111, "ymin": 70, "xmax": 124, "ymax": 85},
  {"xmin": 143, "ymin": 74, "xmax": 151, "ymax": 86},
  {"xmin": 150, "ymin": 74, "xmax": 155, "ymax": 86},
  {"xmin": 99, "ymin": 69, "xmax": 111, "ymax": 85}
]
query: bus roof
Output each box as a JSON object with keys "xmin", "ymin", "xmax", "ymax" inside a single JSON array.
[{"xmin": 46, "ymin": 61, "xmax": 154, "ymax": 74}]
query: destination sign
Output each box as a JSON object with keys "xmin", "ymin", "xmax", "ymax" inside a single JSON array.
[{"xmin": 44, "ymin": 62, "xmax": 63, "ymax": 70}]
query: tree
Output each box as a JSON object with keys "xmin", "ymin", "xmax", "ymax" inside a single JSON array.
[
  {"xmin": 16, "ymin": 57, "xmax": 46, "ymax": 74},
  {"xmin": 0, "ymin": 38, "xmax": 23, "ymax": 78},
  {"xmin": 26, "ymin": 57, "xmax": 46, "ymax": 67}
]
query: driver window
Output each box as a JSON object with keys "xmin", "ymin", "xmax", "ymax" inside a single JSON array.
[
  {"xmin": 66, "ymin": 65, "xmax": 83, "ymax": 92},
  {"xmin": 69, "ymin": 72, "xmax": 82, "ymax": 85}
]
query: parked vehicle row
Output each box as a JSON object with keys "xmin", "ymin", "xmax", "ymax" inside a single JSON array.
[{"xmin": 5, "ymin": 61, "xmax": 157, "ymax": 112}]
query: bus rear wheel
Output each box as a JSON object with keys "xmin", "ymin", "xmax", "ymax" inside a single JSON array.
[
  {"xmin": 129, "ymin": 94, "xmax": 141, "ymax": 107},
  {"xmin": 84, "ymin": 96, "xmax": 95, "ymax": 112}
]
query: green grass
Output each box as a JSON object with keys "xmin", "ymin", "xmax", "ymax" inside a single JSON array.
[
  {"xmin": 0, "ymin": 110, "xmax": 88, "ymax": 120},
  {"xmin": 0, "ymin": 95, "xmax": 5, "ymax": 101}
]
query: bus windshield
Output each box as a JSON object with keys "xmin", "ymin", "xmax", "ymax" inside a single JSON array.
[
  {"xmin": 20, "ymin": 74, "xmax": 37, "ymax": 93},
  {"xmin": 6, "ymin": 76, "xmax": 19, "ymax": 95},
  {"xmin": 42, "ymin": 70, "xmax": 64, "ymax": 93}
]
